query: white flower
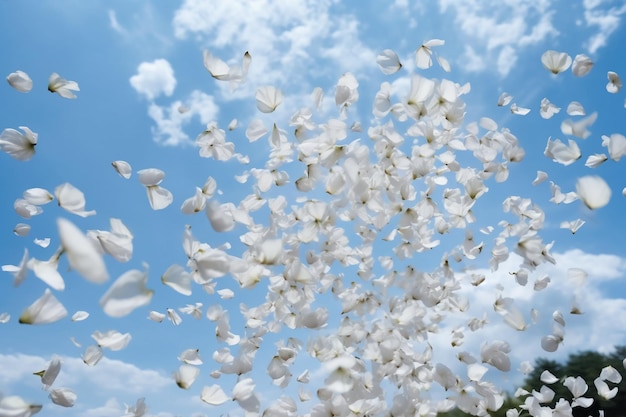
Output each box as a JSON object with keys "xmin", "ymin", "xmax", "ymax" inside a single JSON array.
[
  {"xmin": 48, "ymin": 72, "xmax": 80, "ymax": 98},
  {"xmin": 0, "ymin": 126, "xmax": 37, "ymax": 161},
  {"xmin": 6, "ymin": 70, "xmax": 33, "ymax": 92}
]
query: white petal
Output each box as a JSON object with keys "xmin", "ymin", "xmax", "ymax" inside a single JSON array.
[
  {"xmin": 576, "ymin": 176, "xmax": 611, "ymax": 209},
  {"xmin": 201, "ymin": 384, "xmax": 230, "ymax": 405},
  {"xmin": 40, "ymin": 355, "xmax": 62, "ymax": 389},
  {"xmin": 6, "ymin": 70, "xmax": 33, "ymax": 92},
  {"xmin": 49, "ymin": 388, "xmax": 77, "ymax": 407},
  {"xmin": 245, "ymin": 119, "xmax": 267, "ymax": 142},
  {"xmin": 55, "ymin": 183, "xmax": 96, "ymax": 217},
  {"xmin": 540, "ymin": 370, "xmax": 559, "ymax": 384},
  {"xmin": 92, "ymin": 330, "xmax": 132, "ymax": 351},
  {"xmin": 137, "ymin": 168, "xmax": 165, "ymax": 186},
  {"xmin": 19, "ymin": 289, "xmax": 68, "ymax": 325},
  {"xmin": 376, "ymin": 49, "xmax": 402, "ymax": 75},
  {"xmin": 148, "ymin": 310, "xmax": 166, "ymax": 323},
  {"xmin": 23, "ymin": 188, "xmax": 54, "ymax": 205},
  {"xmin": 541, "ymin": 50, "xmax": 572, "ymax": 74},
  {"xmin": 82, "ymin": 345, "xmax": 103, "ymax": 366},
  {"xmin": 0, "ymin": 126, "xmax": 37, "ymax": 161},
  {"xmin": 0, "ymin": 396, "xmax": 42, "ymax": 416},
  {"xmin": 58, "ymin": 218, "xmax": 108, "ymax": 283},
  {"xmin": 112, "ymin": 160, "xmax": 132, "ymax": 179},
  {"xmin": 14, "ymin": 223, "xmax": 31, "ymax": 237},
  {"xmin": 175, "ymin": 364, "xmax": 200, "ymax": 389},
  {"xmin": 572, "ymin": 54, "xmax": 593, "ymax": 77},
  {"xmin": 27, "ymin": 256, "xmax": 65, "ymax": 291},
  {"xmin": 71, "ymin": 311, "xmax": 89, "ymax": 322},
  {"xmin": 256, "ymin": 86, "xmax": 284, "ymax": 113},
  {"xmin": 161, "ymin": 264, "xmax": 192, "ymax": 296},
  {"xmin": 99, "ymin": 268, "xmax": 153, "ymax": 317},
  {"xmin": 146, "ymin": 185, "xmax": 173, "ymax": 210}
]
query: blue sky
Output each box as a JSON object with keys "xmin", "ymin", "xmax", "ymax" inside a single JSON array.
[{"xmin": 1, "ymin": 1, "xmax": 626, "ymax": 416}]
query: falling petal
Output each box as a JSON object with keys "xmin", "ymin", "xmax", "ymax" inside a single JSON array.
[
  {"xmin": 112, "ymin": 160, "xmax": 132, "ymax": 179},
  {"xmin": 256, "ymin": 86, "xmax": 284, "ymax": 113},
  {"xmin": 100, "ymin": 268, "xmax": 153, "ymax": 317},
  {"xmin": 19, "ymin": 289, "xmax": 68, "ymax": 325},
  {"xmin": 6, "ymin": 70, "xmax": 33, "ymax": 92},
  {"xmin": 49, "ymin": 388, "xmax": 77, "ymax": 407},
  {"xmin": 576, "ymin": 176, "xmax": 611, "ymax": 209},
  {"xmin": 58, "ymin": 218, "xmax": 108, "ymax": 283}
]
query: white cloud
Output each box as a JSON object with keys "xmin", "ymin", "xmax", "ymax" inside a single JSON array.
[
  {"xmin": 172, "ymin": 0, "xmax": 376, "ymax": 90},
  {"xmin": 583, "ymin": 2, "xmax": 626, "ymax": 54},
  {"xmin": 148, "ymin": 90, "xmax": 219, "ymax": 146},
  {"xmin": 0, "ymin": 354, "xmax": 170, "ymax": 394},
  {"xmin": 438, "ymin": 0, "xmax": 558, "ymax": 77},
  {"xmin": 130, "ymin": 59, "xmax": 177, "ymax": 101},
  {"xmin": 496, "ymin": 45, "xmax": 518, "ymax": 78},
  {"xmin": 107, "ymin": 9, "xmax": 125, "ymax": 34}
]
